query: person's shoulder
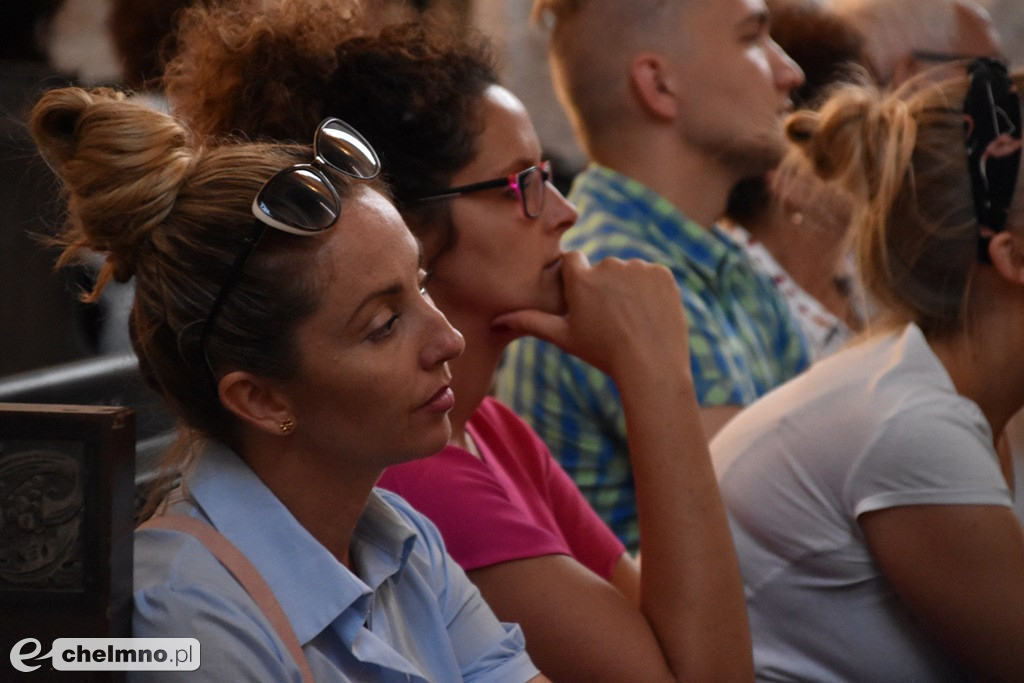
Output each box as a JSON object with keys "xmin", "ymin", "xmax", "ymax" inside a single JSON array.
[
  {"xmin": 132, "ymin": 563, "xmax": 294, "ymax": 680},
  {"xmin": 133, "ymin": 523, "xmax": 279, "ymax": 649},
  {"xmin": 868, "ymin": 327, "xmax": 982, "ymax": 417},
  {"xmin": 473, "ymin": 395, "xmax": 531, "ymax": 429},
  {"xmin": 471, "ymin": 397, "xmax": 555, "ymax": 463},
  {"xmin": 134, "ymin": 515, "xmax": 250, "ymax": 602}
]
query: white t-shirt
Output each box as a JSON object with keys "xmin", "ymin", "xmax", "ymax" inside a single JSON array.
[{"xmin": 712, "ymin": 323, "xmax": 1013, "ymax": 682}]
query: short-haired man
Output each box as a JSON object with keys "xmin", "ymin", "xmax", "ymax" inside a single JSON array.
[{"xmin": 496, "ymin": 0, "xmax": 810, "ymax": 551}]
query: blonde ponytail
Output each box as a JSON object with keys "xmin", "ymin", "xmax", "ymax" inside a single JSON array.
[{"xmin": 783, "ymin": 71, "xmax": 1019, "ymax": 335}]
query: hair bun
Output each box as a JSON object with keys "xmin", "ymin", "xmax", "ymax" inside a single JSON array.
[
  {"xmin": 785, "ymin": 83, "xmax": 916, "ymax": 208},
  {"xmin": 29, "ymin": 87, "xmax": 197, "ymax": 294}
]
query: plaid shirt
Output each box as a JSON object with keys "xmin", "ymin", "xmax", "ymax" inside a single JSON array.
[{"xmin": 496, "ymin": 164, "xmax": 810, "ymax": 551}]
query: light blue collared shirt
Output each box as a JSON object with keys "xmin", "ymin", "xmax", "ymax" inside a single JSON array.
[{"xmin": 132, "ymin": 442, "xmax": 538, "ymax": 681}]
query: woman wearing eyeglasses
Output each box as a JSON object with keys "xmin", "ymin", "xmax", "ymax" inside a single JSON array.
[
  {"xmin": 711, "ymin": 60, "xmax": 1024, "ymax": 681},
  {"xmin": 163, "ymin": 2, "xmax": 752, "ymax": 681},
  {"xmin": 29, "ymin": 87, "xmax": 551, "ymax": 681}
]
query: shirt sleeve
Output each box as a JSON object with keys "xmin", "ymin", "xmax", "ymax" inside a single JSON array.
[
  {"xmin": 496, "ymin": 336, "xmax": 639, "ymax": 549},
  {"xmin": 482, "ymin": 398, "xmax": 626, "ymax": 579},
  {"xmin": 847, "ymin": 398, "xmax": 1013, "ymax": 518}
]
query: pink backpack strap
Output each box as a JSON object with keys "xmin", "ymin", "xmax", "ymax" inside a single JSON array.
[{"xmin": 140, "ymin": 514, "xmax": 315, "ymax": 683}]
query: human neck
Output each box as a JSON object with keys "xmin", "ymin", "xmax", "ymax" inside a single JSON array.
[
  {"xmin": 590, "ymin": 132, "xmax": 735, "ymax": 228},
  {"xmin": 744, "ymin": 197, "xmax": 857, "ymax": 327},
  {"xmin": 927, "ymin": 311, "xmax": 1024, "ymax": 448},
  {"xmin": 239, "ymin": 436, "xmax": 379, "ymax": 568},
  {"xmin": 434, "ymin": 302, "xmax": 509, "ymax": 449}
]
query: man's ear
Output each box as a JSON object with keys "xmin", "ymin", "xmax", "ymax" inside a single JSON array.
[
  {"xmin": 629, "ymin": 53, "xmax": 677, "ymax": 121},
  {"xmin": 217, "ymin": 370, "xmax": 294, "ymax": 437},
  {"xmin": 986, "ymin": 231, "xmax": 1024, "ymax": 286}
]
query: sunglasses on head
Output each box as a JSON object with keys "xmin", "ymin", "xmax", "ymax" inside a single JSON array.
[
  {"xmin": 199, "ymin": 117, "xmax": 381, "ymax": 389},
  {"xmin": 963, "ymin": 57, "xmax": 1022, "ymax": 262},
  {"xmin": 413, "ymin": 160, "xmax": 552, "ymax": 219}
]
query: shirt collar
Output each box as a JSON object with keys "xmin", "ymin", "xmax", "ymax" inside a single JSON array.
[
  {"xmin": 183, "ymin": 442, "xmax": 418, "ymax": 645},
  {"xmin": 570, "ymin": 163, "xmax": 745, "ymax": 283}
]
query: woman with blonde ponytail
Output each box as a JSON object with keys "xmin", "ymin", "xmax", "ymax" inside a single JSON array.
[
  {"xmin": 711, "ymin": 60, "xmax": 1024, "ymax": 681},
  {"xmin": 31, "ymin": 86, "xmax": 549, "ymax": 681}
]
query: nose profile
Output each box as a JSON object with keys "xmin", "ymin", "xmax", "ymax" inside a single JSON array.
[
  {"xmin": 546, "ymin": 183, "xmax": 578, "ymax": 236},
  {"xmin": 771, "ymin": 39, "xmax": 805, "ymax": 93},
  {"xmin": 421, "ymin": 303, "xmax": 465, "ymax": 369}
]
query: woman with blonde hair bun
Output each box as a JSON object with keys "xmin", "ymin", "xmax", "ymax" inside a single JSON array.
[
  {"xmin": 30, "ymin": 85, "xmax": 554, "ymax": 681},
  {"xmin": 711, "ymin": 58, "xmax": 1024, "ymax": 681}
]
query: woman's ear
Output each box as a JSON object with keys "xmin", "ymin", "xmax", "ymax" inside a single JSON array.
[
  {"xmin": 217, "ymin": 371, "xmax": 294, "ymax": 437},
  {"xmin": 629, "ymin": 53, "xmax": 678, "ymax": 121},
  {"xmin": 986, "ymin": 231, "xmax": 1024, "ymax": 286}
]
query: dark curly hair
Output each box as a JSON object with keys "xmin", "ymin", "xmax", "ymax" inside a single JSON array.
[
  {"xmin": 324, "ymin": 24, "xmax": 498, "ymax": 265},
  {"xmin": 165, "ymin": 0, "xmax": 499, "ymax": 268},
  {"xmin": 108, "ymin": 0, "xmax": 199, "ymax": 90},
  {"xmin": 164, "ymin": 0, "xmax": 361, "ymax": 143}
]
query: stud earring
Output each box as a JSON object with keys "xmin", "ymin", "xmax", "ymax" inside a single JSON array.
[{"xmin": 279, "ymin": 418, "xmax": 296, "ymax": 434}]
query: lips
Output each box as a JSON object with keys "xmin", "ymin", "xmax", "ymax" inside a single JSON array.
[
  {"xmin": 419, "ymin": 385, "xmax": 455, "ymax": 413},
  {"xmin": 543, "ymin": 254, "xmax": 563, "ymax": 271}
]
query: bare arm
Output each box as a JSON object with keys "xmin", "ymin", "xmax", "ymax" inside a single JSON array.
[
  {"xmin": 491, "ymin": 251, "xmax": 752, "ymax": 681},
  {"xmin": 700, "ymin": 405, "xmax": 742, "ymax": 441},
  {"xmin": 860, "ymin": 504, "xmax": 1024, "ymax": 681},
  {"xmin": 469, "ymin": 554, "xmax": 677, "ymax": 681}
]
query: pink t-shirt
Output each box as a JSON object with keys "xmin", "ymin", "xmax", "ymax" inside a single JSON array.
[{"xmin": 378, "ymin": 397, "xmax": 625, "ymax": 579}]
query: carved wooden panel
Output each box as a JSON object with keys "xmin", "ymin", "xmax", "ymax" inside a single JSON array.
[{"xmin": 0, "ymin": 404, "xmax": 135, "ymax": 682}]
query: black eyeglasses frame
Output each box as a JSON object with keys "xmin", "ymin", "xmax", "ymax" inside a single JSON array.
[{"xmin": 412, "ymin": 161, "xmax": 552, "ymax": 219}]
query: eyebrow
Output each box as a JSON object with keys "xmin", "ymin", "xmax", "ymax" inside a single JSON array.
[
  {"xmin": 484, "ymin": 157, "xmax": 540, "ymax": 180},
  {"xmin": 348, "ymin": 283, "xmax": 403, "ymax": 327},
  {"xmin": 346, "ymin": 238, "xmax": 425, "ymax": 326},
  {"xmin": 508, "ymin": 157, "xmax": 539, "ymax": 174},
  {"xmin": 736, "ymin": 10, "xmax": 769, "ymax": 33}
]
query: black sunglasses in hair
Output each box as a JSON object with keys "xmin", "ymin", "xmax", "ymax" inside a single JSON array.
[
  {"xmin": 963, "ymin": 57, "xmax": 1023, "ymax": 262},
  {"xmin": 199, "ymin": 117, "xmax": 381, "ymax": 390}
]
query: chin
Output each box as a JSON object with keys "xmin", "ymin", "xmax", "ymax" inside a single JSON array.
[
  {"xmin": 720, "ymin": 134, "xmax": 787, "ymax": 178},
  {"xmin": 425, "ymin": 420, "xmax": 453, "ymax": 455},
  {"xmin": 392, "ymin": 421, "xmax": 452, "ymax": 465},
  {"xmin": 538, "ymin": 274, "xmax": 567, "ymax": 315}
]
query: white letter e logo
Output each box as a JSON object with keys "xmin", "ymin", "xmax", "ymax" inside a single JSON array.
[{"xmin": 10, "ymin": 638, "xmax": 44, "ymax": 672}]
